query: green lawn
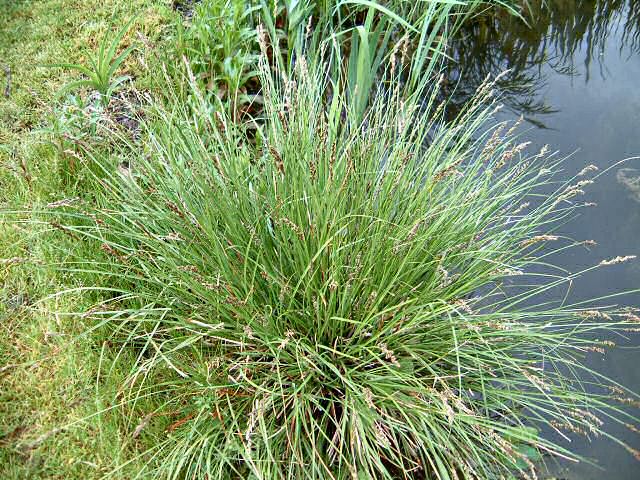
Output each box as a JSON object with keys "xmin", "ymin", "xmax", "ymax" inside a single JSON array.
[{"xmin": 0, "ymin": 2, "xmax": 170, "ymax": 477}]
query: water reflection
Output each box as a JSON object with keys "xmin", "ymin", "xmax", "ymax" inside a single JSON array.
[
  {"xmin": 617, "ymin": 168, "xmax": 640, "ymax": 202},
  {"xmin": 451, "ymin": 2, "xmax": 640, "ymax": 479},
  {"xmin": 446, "ymin": 0, "xmax": 640, "ymax": 126}
]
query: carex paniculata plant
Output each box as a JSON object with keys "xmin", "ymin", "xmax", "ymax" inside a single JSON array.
[{"xmin": 55, "ymin": 9, "xmax": 640, "ymax": 480}]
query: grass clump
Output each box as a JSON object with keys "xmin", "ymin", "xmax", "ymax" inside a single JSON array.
[{"xmin": 56, "ymin": 44, "xmax": 640, "ymax": 479}]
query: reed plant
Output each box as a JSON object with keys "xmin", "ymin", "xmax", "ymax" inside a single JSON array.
[
  {"xmin": 50, "ymin": 27, "xmax": 640, "ymax": 477},
  {"xmin": 174, "ymin": 0, "xmax": 529, "ymax": 123}
]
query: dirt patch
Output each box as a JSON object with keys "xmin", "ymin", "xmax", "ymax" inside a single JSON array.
[
  {"xmin": 105, "ymin": 88, "xmax": 148, "ymax": 140},
  {"xmin": 172, "ymin": 0, "xmax": 200, "ymax": 20}
]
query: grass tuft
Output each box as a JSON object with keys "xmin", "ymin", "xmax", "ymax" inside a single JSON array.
[{"xmin": 54, "ymin": 48, "xmax": 640, "ymax": 479}]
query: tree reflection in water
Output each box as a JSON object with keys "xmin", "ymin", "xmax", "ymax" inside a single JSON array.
[{"xmin": 443, "ymin": 0, "xmax": 640, "ymax": 126}]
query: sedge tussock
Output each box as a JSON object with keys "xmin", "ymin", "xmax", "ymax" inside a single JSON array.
[{"xmin": 57, "ymin": 51, "xmax": 640, "ymax": 480}]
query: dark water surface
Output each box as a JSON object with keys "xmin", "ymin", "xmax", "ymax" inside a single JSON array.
[{"xmin": 454, "ymin": 2, "xmax": 640, "ymax": 478}]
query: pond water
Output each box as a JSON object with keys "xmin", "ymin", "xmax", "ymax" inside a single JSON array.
[{"xmin": 453, "ymin": 2, "xmax": 640, "ymax": 478}]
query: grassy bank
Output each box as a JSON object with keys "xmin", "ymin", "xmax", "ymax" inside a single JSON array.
[{"xmin": 0, "ymin": 1, "xmax": 171, "ymax": 478}]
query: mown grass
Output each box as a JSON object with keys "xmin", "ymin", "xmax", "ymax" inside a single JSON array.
[{"xmin": 0, "ymin": 1, "xmax": 172, "ymax": 478}]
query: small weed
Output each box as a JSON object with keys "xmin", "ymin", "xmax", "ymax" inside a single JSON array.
[{"xmin": 51, "ymin": 16, "xmax": 138, "ymax": 106}]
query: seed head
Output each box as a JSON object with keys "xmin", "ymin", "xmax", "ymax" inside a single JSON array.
[
  {"xmin": 47, "ymin": 197, "xmax": 79, "ymax": 208},
  {"xmin": 600, "ymin": 255, "xmax": 636, "ymax": 266},
  {"xmin": 378, "ymin": 343, "xmax": 400, "ymax": 368},
  {"xmin": 520, "ymin": 235, "xmax": 559, "ymax": 248},
  {"xmin": 578, "ymin": 164, "xmax": 599, "ymax": 176}
]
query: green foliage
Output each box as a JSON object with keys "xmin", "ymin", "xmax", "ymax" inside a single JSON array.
[
  {"xmin": 0, "ymin": 2, "xmax": 172, "ymax": 479},
  {"xmin": 52, "ymin": 16, "xmax": 138, "ymax": 106},
  {"xmin": 57, "ymin": 48, "xmax": 639, "ymax": 479},
  {"xmin": 173, "ymin": 0, "xmax": 525, "ymax": 121},
  {"xmin": 176, "ymin": 0, "xmax": 261, "ymax": 112},
  {"xmin": 44, "ymin": 93, "xmax": 103, "ymax": 183}
]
